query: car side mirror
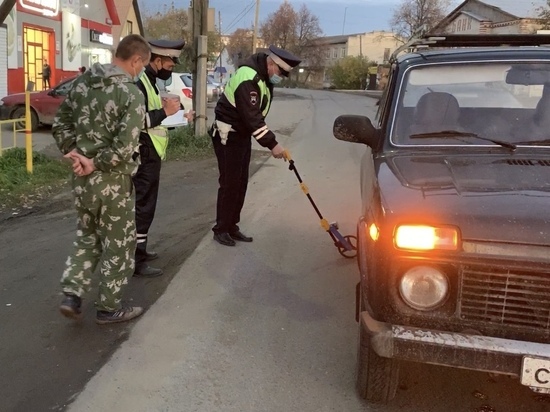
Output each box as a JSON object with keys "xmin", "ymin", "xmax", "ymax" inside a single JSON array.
[{"xmin": 333, "ymin": 115, "xmax": 380, "ymax": 149}]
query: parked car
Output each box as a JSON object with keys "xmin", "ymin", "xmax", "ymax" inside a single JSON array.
[
  {"xmin": 0, "ymin": 77, "xmax": 77, "ymax": 132},
  {"xmin": 333, "ymin": 34, "xmax": 550, "ymax": 404},
  {"xmin": 208, "ymin": 74, "xmax": 225, "ymax": 94},
  {"xmin": 157, "ymin": 72, "xmax": 193, "ymax": 110},
  {"xmin": 179, "ymin": 72, "xmax": 219, "ymax": 102}
]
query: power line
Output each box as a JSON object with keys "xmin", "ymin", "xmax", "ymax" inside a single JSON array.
[{"xmin": 223, "ymin": 0, "xmax": 256, "ymax": 34}]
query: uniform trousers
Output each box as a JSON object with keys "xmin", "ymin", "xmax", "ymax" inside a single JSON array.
[
  {"xmin": 61, "ymin": 172, "xmax": 135, "ymax": 312},
  {"xmin": 211, "ymin": 130, "xmax": 252, "ymax": 234},
  {"xmin": 132, "ymin": 137, "xmax": 162, "ymax": 269}
]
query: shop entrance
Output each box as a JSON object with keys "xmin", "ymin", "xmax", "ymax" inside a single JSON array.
[{"xmin": 23, "ymin": 26, "xmax": 53, "ymax": 91}]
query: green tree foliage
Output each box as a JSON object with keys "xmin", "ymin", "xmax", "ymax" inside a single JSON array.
[{"xmin": 328, "ymin": 56, "xmax": 376, "ymax": 90}]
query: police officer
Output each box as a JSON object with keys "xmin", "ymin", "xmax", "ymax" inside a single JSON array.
[
  {"xmin": 210, "ymin": 45, "xmax": 301, "ymax": 246},
  {"xmin": 133, "ymin": 39, "xmax": 185, "ymax": 277}
]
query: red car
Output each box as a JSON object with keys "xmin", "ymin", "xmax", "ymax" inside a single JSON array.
[{"xmin": 0, "ymin": 77, "xmax": 77, "ymax": 132}]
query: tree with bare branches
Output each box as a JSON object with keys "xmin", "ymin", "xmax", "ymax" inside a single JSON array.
[
  {"xmin": 390, "ymin": 0, "xmax": 450, "ymax": 39},
  {"xmin": 227, "ymin": 28, "xmax": 254, "ymax": 64},
  {"xmin": 538, "ymin": 1, "xmax": 550, "ymax": 29},
  {"xmin": 258, "ymin": 1, "xmax": 323, "ymax": 82}
]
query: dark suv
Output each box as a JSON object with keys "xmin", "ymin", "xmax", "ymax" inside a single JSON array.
[{"xmin": 333, "ymin": 34, "xmax": 550, "ymax": 404}]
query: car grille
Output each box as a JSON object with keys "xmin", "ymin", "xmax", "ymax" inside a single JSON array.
[{"xmin": 459, "ymin": 266, "xmax": 550, "ymax": 331}]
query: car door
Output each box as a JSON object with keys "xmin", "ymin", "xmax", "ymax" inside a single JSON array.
[{"xmin": 35, "ymin": 77, "xmax": 76, "ymax": 124}]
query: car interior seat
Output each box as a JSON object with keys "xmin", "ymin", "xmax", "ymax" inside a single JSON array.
[{"xmin": 408, "ymin": 92, "xmax": 461, "ymax": 136}]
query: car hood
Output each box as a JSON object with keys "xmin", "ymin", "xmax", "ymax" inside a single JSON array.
[{"xmin": 377, "ymin": 152, "xmax": 550, "ymax": 245}]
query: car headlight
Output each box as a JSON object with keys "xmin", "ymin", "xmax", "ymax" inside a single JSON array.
[
  {"xmin": 394, "ymin": 225, "xmax": 459, "ymax": 251},
  {"xmin": 399, "ymin": 266, "xmax": 449, "ymax": 311}
]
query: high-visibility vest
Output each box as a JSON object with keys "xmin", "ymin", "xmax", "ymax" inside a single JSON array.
[
  {"xmin": 140, "ymin": 73, "xmax": 169, "ymax": 160},
  {"xmin": 223, "ymin": 66, "xmax": 271, "ymax": 117}
]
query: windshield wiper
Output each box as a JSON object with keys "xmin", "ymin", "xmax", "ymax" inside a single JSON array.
[{"xmin": 409, "ymin": 130, "xmax": 517, "ymax": 150}]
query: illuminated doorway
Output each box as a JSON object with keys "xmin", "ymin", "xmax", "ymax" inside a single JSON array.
[{"xmin": 23, "ymin": 26, "xmax": 53, "ymax": 91}]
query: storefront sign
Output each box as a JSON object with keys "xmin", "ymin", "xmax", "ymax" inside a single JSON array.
[
  {"xmin": 90, "ymin": 30, "xmax": 113, "ymax": 46},
  {"xmin": 19, "ymin": 0, "xmax": 60, "ymax": 17}
]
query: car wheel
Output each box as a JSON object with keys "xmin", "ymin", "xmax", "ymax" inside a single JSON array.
[
  {"xmin": 356, "ymin": 308, "xmax": 399, "ymax": 404},
  {"xmin": 12, "ymin": 106, "xmax": 39, "ymax": 132}
]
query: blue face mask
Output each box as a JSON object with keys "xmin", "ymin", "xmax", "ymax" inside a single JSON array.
[
  {"xmin": 270, "ymin": 74, "xmax": 283, "ymax": 84},
  {"xmin": 133, "ymin": 67, "xmax": 145, "ymax": 83}
]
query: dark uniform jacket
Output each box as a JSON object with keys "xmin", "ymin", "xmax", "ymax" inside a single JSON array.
[{"xmin": 214, "ymin": 53, "xmax": 278, "ymax": 149}]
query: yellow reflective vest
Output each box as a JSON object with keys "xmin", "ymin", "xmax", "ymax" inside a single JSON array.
[{"xmin": 140, "ymin": 73, "xmax": 169, "ymax": 160}]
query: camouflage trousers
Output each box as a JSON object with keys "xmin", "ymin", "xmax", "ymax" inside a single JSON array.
[{"xmin": 61, "ymin": 172, "xmax": 136, "ymax": 312}]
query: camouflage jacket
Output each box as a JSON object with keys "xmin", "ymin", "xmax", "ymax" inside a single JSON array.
[{"xmin": 52, "ymin": 63, "xmax": 146, "ymax": 175}]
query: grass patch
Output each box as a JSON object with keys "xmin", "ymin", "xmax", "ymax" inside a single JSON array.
[
  {"xmin": 166, "ymin": 126, "xmax": 213, "ymax": 161},
  {"xmin": 0, "ymin": 127, "xmax": 213, "ymax": 212},
  {"xmin": 0, "ymin": 148, "xmax": 71, "ymax": 210}
]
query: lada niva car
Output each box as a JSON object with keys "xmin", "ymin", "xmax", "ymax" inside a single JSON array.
[{"xmin": 333, "ymin": 34, "xmax": 550, "ymax": 404}]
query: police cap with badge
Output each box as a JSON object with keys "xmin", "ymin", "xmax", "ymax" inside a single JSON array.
[
  {"xmin": 148, "ymin": 39, "xmax": 186, "ymax": 63},
  {"xmin": 267, "ymin": 45, "xmax": 301, "ymax": 76}
]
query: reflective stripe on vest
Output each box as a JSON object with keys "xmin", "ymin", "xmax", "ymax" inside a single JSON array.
[
  {"xmin": 224, "ymin": 66, "xmax": 271, "ymax": 117},
  {"xmin": 141, "ymin": 73, "xmax": 168, "ymax": 160}
]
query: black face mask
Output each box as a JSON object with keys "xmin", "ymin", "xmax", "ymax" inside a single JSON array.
[{"xmin": 157, "ymin": 68, "xmax": 172, "ymax": 81}]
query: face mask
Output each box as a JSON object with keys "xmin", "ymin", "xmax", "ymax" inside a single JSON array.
[
  {"xmin": 157, "ymin": 68, "xmax": 172, "ymax": 81},
  {"xmin": 133, "ymin": 67, "xmax": 145, "ymax": 83},
  {"xmin": 270, "ymin": 74, "xmax": 283, "ymax": 84}
]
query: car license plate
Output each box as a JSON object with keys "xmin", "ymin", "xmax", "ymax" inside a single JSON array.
[{"xmin": 521, "ymin": 356, "xmax": 550, "ymax": 389}]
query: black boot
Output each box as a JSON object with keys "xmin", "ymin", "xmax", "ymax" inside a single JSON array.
[
  {"xmin": 59, "ymin": 293, "xmax": 82, "ymax": 319},
  {"xmin": 230, "ymin": 230, "xmax": 253, "ymax": 242},
  {"xmin": 134, "ymin": 265, "xmax": 164, "ymax": 278},
  {"xmin": 213, "ymin": 232, "xmax": 236, "ymax": 246}
]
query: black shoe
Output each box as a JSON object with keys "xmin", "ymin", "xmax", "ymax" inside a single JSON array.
[
  {"xmin": 145, "ymin": 251, "xmax": 158, "ymax": 261},
  {"xmin": 230, "ymin": 231, "xmax": 253, "ymax": 242},
  {"xmin": 213, "ymin": 232, "xmax": 236, "ymax": 246},
  {"xmin": 134, "ymin": 265, "xmax": 163, "ymax": 278},
  {"xmin": 96, "ymin": 306, "xmax": 144, "ymax": 325},
  {"xmin": 59, "ymin": 293, "xmax": 82, "ymax": 320}
]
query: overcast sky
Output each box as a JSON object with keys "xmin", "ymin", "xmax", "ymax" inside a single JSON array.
[{"xmin": 138, "ymin": 0, "xmax": 456, "ymax": 37}]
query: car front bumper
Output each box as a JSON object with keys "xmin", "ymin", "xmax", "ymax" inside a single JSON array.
[{"xmin": 362, "ymin": 311, "xmax": 550, "ymax": 376}]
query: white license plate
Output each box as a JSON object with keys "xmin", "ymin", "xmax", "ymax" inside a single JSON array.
[{"xmin": 521, "ymin": 356, "xmax": 550, "ymax": 389}]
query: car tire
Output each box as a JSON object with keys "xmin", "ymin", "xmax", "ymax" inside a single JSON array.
[
  {"xmin": 356, "ymin": 309, "xmax": 399, "ymax": 404},
  {"xmin": 12, "ymin": 106, "xmax": 38, "ymax": 132}
]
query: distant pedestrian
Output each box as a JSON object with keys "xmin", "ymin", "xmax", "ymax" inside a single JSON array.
[
  {"xmin": 41, "ymin": 61, "xmax": 51, "ymax": 89},
  {"xmin": 79, "ymin": 66, "xmax": 87, "ymax": 75},
  {"xmin": 52, "ymin": 34, "xmax": 151, "ymax": 324},
  {"xmin": 209, "ymin": 45, "xmax": 301, "ymax": 246}
]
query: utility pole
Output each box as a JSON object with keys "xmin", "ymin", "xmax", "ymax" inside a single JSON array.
[
  {"xmin": 219, "ymin": 10, "xmax": 223, "ymax": 80},
  {"xmin": 252, "ymin": 0, "xmax": 260, "ymax": 53},
  {"xmin": 192, "ymin": 0, "xmax": 208, "ymax": 136}
]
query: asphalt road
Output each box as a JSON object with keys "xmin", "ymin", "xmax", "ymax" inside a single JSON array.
[{"xmin": 1, "ymin": 90, "xmax": 550, "ymax": 412}]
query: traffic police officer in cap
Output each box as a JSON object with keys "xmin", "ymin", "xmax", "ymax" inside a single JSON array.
[
  {"xmin": 133, "ymin": 39, "xmax": 185, "ymax": 277},
  {"xmin": 210, "ymin": 45, "xmax": 301, "ymax": 246}
]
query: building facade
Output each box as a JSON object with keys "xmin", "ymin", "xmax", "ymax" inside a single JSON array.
[
  {"xmin": 5, "ymin": 0, "xmax": 143, "ymax": 95},
  {"xmin": 432, "ymin": 0, "xmax": 546, "ymax": 35},
  {"xmin": 311, "ymin": 31, "xmax": 402, "ymax": 88}
]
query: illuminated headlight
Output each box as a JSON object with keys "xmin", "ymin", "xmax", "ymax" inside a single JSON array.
[
  {"xmin": 399, "ymin": 266, "xmax": 449, "ymax": 311},
  {"xmin": 394, "ymin": 225, "xmax": 459, "ymax": 251}
]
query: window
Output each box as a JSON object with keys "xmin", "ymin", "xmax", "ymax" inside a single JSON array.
[
  {"xmin": 340, "ymin": 48, "xmax": 346, "ymax": 58},
  {"xmin": 126, "ymin": 21, "xmax": 133, "ymax": 35},
  {"xmin": 325, "ymin": 49, "xmax": 330, "ymax": 59},
  {"xmin": 332, "ymin": 48, "xmax": 337, "ymax": 59}
]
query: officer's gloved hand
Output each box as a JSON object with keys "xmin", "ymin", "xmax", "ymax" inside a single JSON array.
[{"xmin": 271, "ymin": 144, "xmax": 285, "ymax": 159}]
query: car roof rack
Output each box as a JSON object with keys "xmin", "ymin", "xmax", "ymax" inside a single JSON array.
[{"xmin": 390, "ymin": 32, "xmax": 550, "ymax": 63}]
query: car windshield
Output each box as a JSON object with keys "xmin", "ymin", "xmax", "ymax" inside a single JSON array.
[{"xmin": 391, "ymin": 62, "xmax": 550, "ymax": 147}]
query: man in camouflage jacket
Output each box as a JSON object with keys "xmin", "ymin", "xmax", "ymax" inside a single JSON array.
[{"xmin": 52, "ymin": 34, "xmax": 151, "ymax": 325}]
